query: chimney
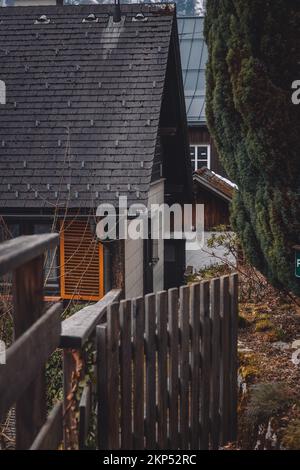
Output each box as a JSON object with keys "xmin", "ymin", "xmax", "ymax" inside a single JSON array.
[{"xmin": 113, "ymin": 0, "xmax": 121, "ymax": 23}]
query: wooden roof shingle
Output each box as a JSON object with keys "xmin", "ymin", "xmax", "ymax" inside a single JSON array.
[{"xmin": 0, "ymin": 4, "xmax": 176, "ymax": 209}]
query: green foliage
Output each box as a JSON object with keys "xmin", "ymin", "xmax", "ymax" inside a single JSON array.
[
  {"xmin": 205, "ymin": 0, "xmax": 300, "ymax": 295},
  {"xmin": 246, "ymin": 382, "xmax": 293, "ymax": 425},
  {"xmin": 46, "ymin": 350, "xmax": 63, "ymax": 411},
  {"xmin": 282, "ymin": 419, "xmax": 300, "ymax": 450}
]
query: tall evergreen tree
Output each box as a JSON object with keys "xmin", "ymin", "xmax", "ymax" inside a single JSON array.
[{"xmin": 205, "ymin": 0, "xmax": 300, "ymax": 295}]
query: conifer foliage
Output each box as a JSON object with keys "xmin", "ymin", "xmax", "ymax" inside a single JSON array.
[{"xmin": 205, "ymin": 0, "xmax": 300, "ymax": 294}]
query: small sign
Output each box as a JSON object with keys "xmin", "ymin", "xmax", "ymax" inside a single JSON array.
[{"xmin": 295, "ymin": 246, "xmax": 300, "ymax": 278}]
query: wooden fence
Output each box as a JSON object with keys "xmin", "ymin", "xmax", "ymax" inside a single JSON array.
[
  {"xmin": 0, "ymin": 235, "xmax": 238, "ymax": 450},
  {"xmin": 97, "ymin": 275, "xmax": 238, "ymax": 450}
]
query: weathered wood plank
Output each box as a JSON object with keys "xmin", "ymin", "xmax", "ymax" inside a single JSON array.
[
  {"xmin": 220, "ymin": 275, "xmax": 230, "ymax": 445},
  {"xmin": 200, "ymin": 280, "xmax": 210, "ymax": 450},
  {"xmin": 190, "ymin": 283, "xmax": 200, "ymax": 450},
  {"xmin": 0, "ymin": 300, "xmax": 61, "ymax": 433},
  {"xmin": 157, "ymin": 291, "xmax": 168, "ymax": 449},
  {"xmin": 132, "ymin": 297, "xmax": 145, "ymax": 450},
  {"xmin": 63, "ymin": 348, "xmax": 81, "ymax": 450},
  {"xmin": 145, "ymin": 293, "xmax": 156, "ymax": 450},
  {"xmin": 107, "ymin": 302, "xmax": 120, "ymax": 449},
  {"xmin": 60, "ymin": 289, "xmax": 122, "ymax": 349},
  {"xmin": 179, "ymin": 285, "xmax": 190, "ymax": 449},
  {"xmin": 119, "ymin": 299, "xmax": 133, "ymax": 450},
  {"xmin": 30, "ymin": 402, "xmax": 63, "ymax": 450},
  {"xmin": 0, "ymin": 234, "xmax": 59, "ymax": 277},
  {"xmin": 168, "ymin": 288, "xmax": 179, "ymax": 450},
  {"xmin": 79, "ymin": 383, "xmax": 92, "ymax": 450},
  {"xmin": 96, "ymin": 324, "xmax": 108, "ymax": 450},
  {"xmin": 210, "ymin": 277, "xmax": 221, "ymax": 450},
  {"xmin": 229, "ymin": 273, "xmax": 238, "ymax": 441}
]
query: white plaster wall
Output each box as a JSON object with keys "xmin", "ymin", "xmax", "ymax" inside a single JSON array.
[
  {"xmin": 186, "ymin": 231, "xmax": 236, "ymax": 272},
  {"xmin": 148, "ymin": 179, "xmax": 165, "ymax": 293},
  {"xmin": 125, "ymin": 236, "xmax": 144, "ymax": 299}
]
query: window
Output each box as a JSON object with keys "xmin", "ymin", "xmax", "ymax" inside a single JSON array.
[{"xmin": 190, "ymin": 144, "xmax": 211, "ymax": 171}]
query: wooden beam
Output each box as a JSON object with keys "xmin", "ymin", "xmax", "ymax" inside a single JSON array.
[
  {"xmin": 60, "ymin": 289, "xmax": 122, "ymax": 349},
  {"xmin": 0, "ymin": 234, "xmax": 59, "ymax": 277},
  {"xmin": 0, "ymin": 302, "xmax": 62, "ymax": 424},
  {"xmin": 30, "ymin": 402, "xmax": 63, "ymax": 450},
  {"xmin": 79, "ymin": 383, "xmax": 92, "ymax": 450}
]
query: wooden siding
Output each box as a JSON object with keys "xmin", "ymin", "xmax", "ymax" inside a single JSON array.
[
  {"xmin": 194, "ymin": 187, "xmax": 230, "ymax": 231},
  {"xmin": 188, "ymin": 126, "xmax": 226, "ymax": 177},
  {"xmin": 60, "ymin": 219, "xmax": 104, "ymax": 301}
]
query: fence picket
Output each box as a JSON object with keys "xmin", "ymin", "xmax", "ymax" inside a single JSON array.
[
  {"xmin": 200, "ymin": 281, "xmax": 210, "ymax": 450},
  {"xmin": 132, "ymin": 297, "xmax": 145, "ymax": 449},
  {"xmin": 168, "ymin": 288, "xmax": 179, "ymax": 450},
  {"xmin": 220, "ymin": 276, "xmax": 230, "ymax": 445},
  {"xmin": 145, "ymin": 293, "xmax": 156, "ymax": 449},
  {"xmin": 107, "ymin": 303, "xmax": 120, "ymax": 449},
  {"xmin": 190, "ymin": 283, "xmax": 200, "ymax": 450},
  {"xmin": 229, "ymin": 273, "xmax": 238, "ymax": 441},
  {"xmin": 157, "ymin": 291, "xmax": 168, "ymax": 449},
  {"xmin": 179, "ymin": 285, "xmax": 190, "ymax": 449},
  {"xmin": 96, "ymin": 324, "xmax": 108, "ymax": 450},
  {"xmin": 210, "ymin": 277, "xmax": 221, "ymax": 449},
  {"xmin": 120, "ymin": 299, "xmax": 133, "ymax": 449}
]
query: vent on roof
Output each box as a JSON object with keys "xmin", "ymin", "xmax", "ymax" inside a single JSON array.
[
  {"xmin": 82, "ymin": 13, "xmax": 99, "ymax": 23},
  {"xmin": 35, "ymin": 15, "xmax": 50, "ymax": 25},
  {"xmin": 113, "ymin": 0, "xmax": 121, "ymax": 23},
  {"xmin": 132, "ymin": 12, "xmax": 148, "ymax": 23}
]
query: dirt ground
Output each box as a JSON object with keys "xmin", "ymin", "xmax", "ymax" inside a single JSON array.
[{"xmin": 237, "ymin": 299, "xmax": 300, "ymax": 449}]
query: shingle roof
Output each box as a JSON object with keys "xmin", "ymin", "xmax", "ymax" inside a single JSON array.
[
  {"xmin": 0, "ymin": 4, "xmax": 176, "ymax": 210},
  {"xmin": 177, "ymin": 16, "xmax": 207, "ymax": 124},
  {"xmin": 194, "ymin": 167, "xmax": 235, "ymax": 201}
]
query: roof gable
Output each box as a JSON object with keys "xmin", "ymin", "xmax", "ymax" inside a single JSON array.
[{"xmin": 0, "ymin": 4, "xmax": 176, "ymax": 210}]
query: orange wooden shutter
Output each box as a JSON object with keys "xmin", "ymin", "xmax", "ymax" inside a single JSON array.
[{"xmin": 60, "ymin": 219, "xmax": 104, "ymax": 301}]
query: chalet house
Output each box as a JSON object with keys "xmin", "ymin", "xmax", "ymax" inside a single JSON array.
[{"xmin": 0, "ymin": 3, "xmax": 192, "ymax": 301}]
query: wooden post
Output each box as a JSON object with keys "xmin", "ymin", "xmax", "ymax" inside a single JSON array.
[
  {"xmin": 220, "ymin": 275, "xmax": 230, "ymax": 445},
  {"xmin": 12, "ymin": 255, "xmax": 46, "ymax": 449},
  {"xmin": 229, "ymin": 273, "xmax": 238, "ymax": 441},
  {"xmin": 168, "ymin": 288, "xmax": 179, "ymax": 450},
  {"xmin": 97, "ymin": 325, "xmax": 108, "ymax": 450},
  {"xmin": 179, "ymin": 285, "xmax": 190, "ymax": 449},
  {"xmin": 190, "ymin": 283, "xmax": 200, "ymax": 450},
  {"xmin": 157, "ymin": 291, "xmax": 168, "ymax": 449},
  {"xmin": 107, "ymin": 302, "xmax": 120, "ymax": 449},
  {"xmin": 199, "ymin": 280, "xmax": 211, "ymax": 450},
  {"xmin": 132, "ymin": 297, "xmax": 145, "ymax": 450},
  {"xmin": 63, "ymin": 348, "xmax": 83, "ymax": 450},
  {"xmin": 145, "ymin": 293, "xmax": 156, "ymax": 449},
  {"xmin": 120, "ymin": 299, "xmax": 133, "ymax": 449}
]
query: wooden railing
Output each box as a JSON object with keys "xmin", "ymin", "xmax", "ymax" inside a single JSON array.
[
  {"xmin": 0, "ymin": 235, "xmax": 121, "ymax": 450},
  {"xmin": 0, "ymin": 234, "xmax": 62, "ymax": 450},
  {"xmin": 97, "ymin": 274, "xmax": 238, "ymax": 450},
  {"xmin": 60, "ymin": 288, "xmax": 122, "ymax": 449}
]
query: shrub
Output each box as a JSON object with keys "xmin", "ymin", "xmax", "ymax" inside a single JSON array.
[{"xmin": 246, "ymin": 382, "xmax": 293, "ymax": 426}]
